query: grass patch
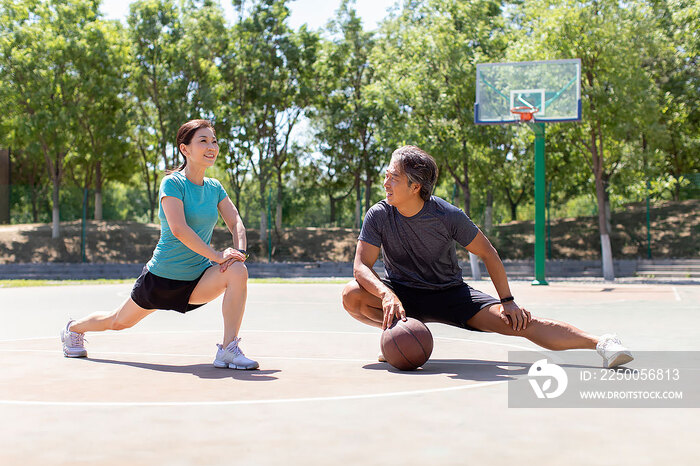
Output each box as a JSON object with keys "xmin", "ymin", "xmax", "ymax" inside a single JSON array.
[{"xmin": 0, "ymin": 277, "xmax": 349, "ymax": 288}]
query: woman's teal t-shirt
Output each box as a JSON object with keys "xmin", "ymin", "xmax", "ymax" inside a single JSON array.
[{"xmin": 146, "ymin": 171, "xmax": 228, "ymax": 280}]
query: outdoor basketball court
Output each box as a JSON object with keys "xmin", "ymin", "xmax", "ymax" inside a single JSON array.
[{"xmin": 1, "ymin": 280, "xmax": 698, "ymax": 465}]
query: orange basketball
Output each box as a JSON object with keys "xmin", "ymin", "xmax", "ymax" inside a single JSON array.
[{"xmin": 380, "ymin": 318, "xmax": 433, "ymax": 371}]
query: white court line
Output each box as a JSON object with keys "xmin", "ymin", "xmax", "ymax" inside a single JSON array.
[
  {"xmin": 0, "ymin": 380, "xmax": 506, "ymax": 407},
  {"xmin": 0, "ymin": 349, "xmax": 525, "ymax": 365},
  {"xmin": 0, "ymin": 349, "xmax": 369, "ymax": 363},
  {"xmin": 0, "ymin": 329, "xmax": 528, "ymax": 407},
  {"xmin": 672, "ymin": 287, "xmax": 681, "ymax": 301},
  {"xmin": 0, "ymin": 330, "xmax": 536, "ymax": 351},
  {"xmin": 0, "ymin": 329, "xmax": 379, "ymax": 343}
]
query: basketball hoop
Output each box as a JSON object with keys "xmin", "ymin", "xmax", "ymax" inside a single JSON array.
[{"xmin": 510, "ymin": 106, "xmax": 539, "ymax": 122}]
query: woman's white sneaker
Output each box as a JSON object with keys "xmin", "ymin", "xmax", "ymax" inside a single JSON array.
[
  {"xmin": 596, "ymin": 334, "xmax": 633, "ymax": 368},
  {"xmin": 213, "ymin": 337, "xmax": 259, "ymax": 370},
  {"xmin": 60, "ymin": 320, "xmax": 87, "ymax": 358}
]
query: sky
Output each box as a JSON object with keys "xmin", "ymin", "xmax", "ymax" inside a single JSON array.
[{"xmin": 100, "ymin": 0, "xmax": 398, "ymax": 31}]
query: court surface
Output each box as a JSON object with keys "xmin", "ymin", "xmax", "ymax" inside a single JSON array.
[{"xmin": 1, "ymin": 280, "xmax": 698, "ymax": 465}]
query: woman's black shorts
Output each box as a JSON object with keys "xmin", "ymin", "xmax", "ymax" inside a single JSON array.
[
  {"xmin": 381, "ymin": 279, "xmax": 499, "ymax": 332},
  {"xmin": 130, "ymin": 266, "xmax": 209, "ymax": 313}
]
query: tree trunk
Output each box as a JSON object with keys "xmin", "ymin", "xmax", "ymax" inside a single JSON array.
[
  {"xmin": 364, "ymin": 168, "xmax": 372, "ymax": 213},
  {"xmin": 275, "ymin": 172, "xmax": 283, "ymax": 232},
  {"xmin": 354, "ymin": 177, "xmax": 362, "ymax": 229},
  {"xmin": 94, "ymin": 161, "xmax": 103, "ymax": 221},
  {"xmin": 469, "ymin": 252, "xmax": 481, "ymax": 280},
  {"xmin": 42, "ymin": 145, "xmax": 63, "ymax": 238},
  {"xmin": 673, "ymin": 174, "xmax": 680, "ymax": 201},
  {"xmin": 602, "ymin": 177, "xmax": 612, "ymax": 235},
  {"xmin": 484, "ymin": 187, "xmax": 493, "ymax": 234},
  {"xmin": 275, "ymin": 202, "xmax": 282, "ymax": 233},
  {"xmin": 31, "ymin": 188, "xmax": 39, "ymax": 223},
  {"xmin": 259, "ymin": 186, "xmax": 268, "ymax": 260},
  {"xmin": 591, "ymin": 129, "xmax": 614, "ymax": 281},
  {"xmin": 148, "ymin": 171, "xmax": 157, "ymax": 222},
  {"xmin": 461, "ymin": 162, "xmax": 470, "ymax": 215},
  {"xmin": 161, "ymin": 141, "xmax": 170, "ymax": 171},
  {"xmin": 28, "ymin": 156, "xmax": 40, "ymax": 223},
  {"xmin": 259, "ymin": 212, "xmax": 268, "ymax": 258},
  {"xmin": 457, "ymin": 156, "xmax": 480, "ymax": 279},
  {"xmin": 329, "ymin": 194, "xmax": 337, "ymax": 225},
  {"xmin": 51, "ymin": 181, "xmax": 60, "ymax": 239},
  {"xmin": 510, "ymin": 202, "xmax": 517, "ymax": 222},
  {"xmin": 595, "ymin": 180, "xmax": 614, "ymax": 281},
  {"xmin": 227, "ymin": 171, "xmax": 242, "ymax": 208},
  {"xmin": 0, "ymin": 149, "xmax": 8, "ymax": 224},
  {"xmin": 138, "ymin": 143, "xmax": 158, "ymax": 223}
]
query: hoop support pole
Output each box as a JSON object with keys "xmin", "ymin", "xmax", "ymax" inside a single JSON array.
[{"xmin": 532, "ymin": 123, "xmax": 548, "ymax": 285}]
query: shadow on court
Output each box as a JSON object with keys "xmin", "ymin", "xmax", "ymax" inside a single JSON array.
[
  {"xmin": 364, "ymin": 359, "xmax": 529, "ymax": 381},
  {"xmin": 80, "ymin": 357, "xmax": 280, "ymax": 381},
  {"xmin": 364, "ymin": 359, "xmax": 606, "ymax": 381}
]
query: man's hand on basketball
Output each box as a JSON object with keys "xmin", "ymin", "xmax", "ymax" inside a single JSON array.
[
  {"xmin": 218, "ymin": 247, "xmax": 247, "ymax": 272},
  {"xmin": 381, "ymin": 292, "xmax": 407, "ymax": 330},
  {"xmin": 499, "ymin": 301, "xmax": 531, "ymax": 331}
]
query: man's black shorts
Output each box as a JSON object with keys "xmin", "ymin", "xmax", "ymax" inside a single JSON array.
[{"xmin": 381, "ymin": 279, "xmax": 499, "ymax": 332}]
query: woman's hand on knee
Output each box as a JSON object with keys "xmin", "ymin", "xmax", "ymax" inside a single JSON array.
[{"xmin": 218, "ymin": 248, "xmax": 247, "ymax": 272}]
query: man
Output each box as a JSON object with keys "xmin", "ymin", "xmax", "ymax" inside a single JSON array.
[{"xmin": 341, "ymin": 145, "xmax": 633, "ymax": 368}]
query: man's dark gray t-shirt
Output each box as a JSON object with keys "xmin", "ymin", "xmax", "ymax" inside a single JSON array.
[{"xmin": 358, "ymin": 196, "xmax": 479, "ymax": 290}]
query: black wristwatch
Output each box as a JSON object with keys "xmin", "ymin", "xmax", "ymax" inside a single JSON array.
[{"xmin": 500, "ymin": 296, "xmax": 515, "ymax": 303}]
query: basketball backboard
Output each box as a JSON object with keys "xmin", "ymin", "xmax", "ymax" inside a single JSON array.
[{"xmin": 474, "ymin": 59, "xmax": 581, "ymax": 125}]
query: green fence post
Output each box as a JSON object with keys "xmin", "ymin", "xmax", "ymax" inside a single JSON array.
[
  {"xmin": 532, "ymin": 123, "xmax": 548, "ymax": 285},
  {"xmin": 546, "ymin": 180, "xmax": 552, "ymax": 260}
]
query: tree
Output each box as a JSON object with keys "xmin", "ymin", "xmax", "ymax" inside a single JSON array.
[
  {"xmin": 0, "ymin": 0, "xmax": 106, "ymax": 238},
  {"xmin": 180, "ymin": 0, "xmax": 228, "ymax": 119},
  {"xmin": 516, "ymin": 0, "xmax": 660, "ymax": 279},
  {"xmin": 310, "ymin": 0, "xmax": 384, "ymax": 228},
  {"xmin": 71, "ymin": 18, "xmax": 133, "ymax": 220},
  {"xmin": 645, "ymin": 0, "xmax": 699, "ymax": 200},
  {"xmin": 373, "ymin": 0, "xmax": 509, "ymax": 217},
  {"xmin": 372, "ymin": 0, "xmax": 510, "ymax": 279},
  {"xmin": 127, "ymin": 0, "xmax": 189, "ymax": 173},
  {"xmin": 227, "ymin": 0, "xmax": 318, "ymax": 256},
  {"xmin": 125, "ymin": 0, "xmax": 193, "ymax": 221},
  {"xmin": 497, "ymin": 138, "xmax": 534, "ymax": 221}
]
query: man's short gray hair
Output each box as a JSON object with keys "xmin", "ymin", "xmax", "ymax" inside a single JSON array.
[{"xmin": 391, "ymin": 145, "xmax": 439, "ymax": 202}]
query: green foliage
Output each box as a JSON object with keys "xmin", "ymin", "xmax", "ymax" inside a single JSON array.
[
  {"xmin": 0, "ymin": 0, "xmax": 696, "ymax": 242},
  {"xmin": 101, "ymin": 180, "xmax": 155, "ymax": 222},
  {"xmin": 307, "ymin": 0, "xmax": 386, "ymax": 227},
  {"xmin": 372, "ymin": 0, "xmax": 512, "ymax": 215}
]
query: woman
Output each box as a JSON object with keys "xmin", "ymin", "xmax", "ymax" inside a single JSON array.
[{"xmin": 61, "ymin": 119, "xmax": 258, "ymax": 370}]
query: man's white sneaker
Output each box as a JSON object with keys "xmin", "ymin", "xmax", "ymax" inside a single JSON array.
[
  {"xmin": 596, "ymin": 334, "xmax": 633, "ymax": 368},
  {"xmin": 60, "ymin": 320, "xmax": 87, "ymax": 358},
  {"xmin": 213, "ymin": 337, "xmax": 259, "ymax": 370}
]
